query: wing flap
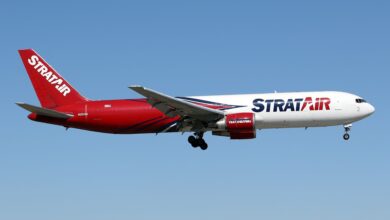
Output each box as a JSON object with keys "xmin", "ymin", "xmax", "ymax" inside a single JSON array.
[{"xmin": 16, "ymin": 102, "xmax": 73, "ymax": 119}]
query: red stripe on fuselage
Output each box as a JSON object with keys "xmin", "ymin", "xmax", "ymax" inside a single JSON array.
[{"xmin": 29, "ymin": 99, "xmax": 179, "ymax": 134}]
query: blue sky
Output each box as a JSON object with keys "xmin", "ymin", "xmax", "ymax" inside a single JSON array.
[{"xmin": 1, "ymin": 1, "xmax": 389, "ymax": 219}]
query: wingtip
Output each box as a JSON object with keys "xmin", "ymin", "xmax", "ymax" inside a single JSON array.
[
  {"xmin": 129, "ymin": 85, "xmax": 144, "ymax": 89},
  {"xmin": 15, "ymin": 102, "xmax": 29, "ymax": 112}
]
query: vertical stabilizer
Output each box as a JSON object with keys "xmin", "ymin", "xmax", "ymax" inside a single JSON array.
[{"xmin": 18, "ymin": 49, "xmax": 88, "ymax": 108}]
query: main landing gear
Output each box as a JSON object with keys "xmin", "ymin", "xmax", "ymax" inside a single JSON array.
[
  {"xmin": 188, "ymin": 132, "xmax": 208, "ymax": 150},
  {"xmin": 343, "ymin": 124, "xmax": 352, "ymax": 140}
]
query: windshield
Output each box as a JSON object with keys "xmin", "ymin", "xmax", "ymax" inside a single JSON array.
[{"xmin": 355, "ymin": 98, "xmax": 367, "ymax": 103}]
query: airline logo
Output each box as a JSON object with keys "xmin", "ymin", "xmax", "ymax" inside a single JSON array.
[
  {"xmin": 228, "ymin": 118, "xmax": 252, "ymax": 124},
  {"xmin": 28, "ymin": 55, "xmax": 71, "ymax": 96},
  {"xmin": 252, "ymin": 97, "xmax": 331, "ymax": 112}
]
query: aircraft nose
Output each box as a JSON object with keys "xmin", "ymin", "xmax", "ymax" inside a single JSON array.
[{"xmin": 365, "ymin": 103, "xmax": 375, "ymax": 116}]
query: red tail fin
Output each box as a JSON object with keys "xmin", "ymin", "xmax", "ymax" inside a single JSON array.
[{"xmin": 19, "ymin": 49, "xmax": 88, "ymax": 108}]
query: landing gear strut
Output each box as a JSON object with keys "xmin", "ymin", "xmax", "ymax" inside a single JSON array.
[
  {"xmin": 343, "ymin": 124, "xmax": 351, "ymax": 140},
  {"xmin": 188, "ymin": 132, "xmax": 208, "ymax": 150}
]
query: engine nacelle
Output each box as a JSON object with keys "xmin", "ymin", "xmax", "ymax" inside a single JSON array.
[{"xmin": 215, "ymin": 112, "xmax": 256, "ymax": 139}]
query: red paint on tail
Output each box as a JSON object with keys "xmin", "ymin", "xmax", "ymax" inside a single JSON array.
[{"xmin": 18, "ymin": 49, "xmax": 88, "ymax": 108}]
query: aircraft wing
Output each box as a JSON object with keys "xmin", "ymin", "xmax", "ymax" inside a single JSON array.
[
  {"xmin": 16, "ymin": 102, "xmax": 73, "ymax": 119},
  {"xmin": 129, "ymin": 86, "xmax": 224, "ymax": 122}
]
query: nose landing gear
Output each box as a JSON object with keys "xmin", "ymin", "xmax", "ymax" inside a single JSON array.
[
  {"xmin": 188, "ymin": 132, "xmax": 208, "ymax": 150},
  {"xmin": 343, "ymin": 124, "xmax": 352, "ymax": 140},
  {"xmin": 343, "ymin": 133, "xmax": 350, "ymax": 140}
]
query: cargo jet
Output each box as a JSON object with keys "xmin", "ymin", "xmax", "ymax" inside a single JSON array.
[{"xmin": 17, "ymin": 49, "xmax": 375, "ymax": 150}]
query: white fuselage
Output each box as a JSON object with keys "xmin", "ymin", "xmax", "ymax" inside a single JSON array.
[{"xmin": 190, "ymin": 91, "xmax": 375, "ymax": 130}]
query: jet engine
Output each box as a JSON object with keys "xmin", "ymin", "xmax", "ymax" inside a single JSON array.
[{"xmin": 214, "ymin": 112, "xmax": 256, "ymax": 139}]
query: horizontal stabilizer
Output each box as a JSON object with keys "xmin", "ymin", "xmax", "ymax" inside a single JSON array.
[{"xmin": 16, "ymin": 102, "xmax": 73, "ymax": 119}]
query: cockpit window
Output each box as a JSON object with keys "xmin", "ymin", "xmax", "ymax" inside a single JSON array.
[{"xmin": 356, "ymin": 98, "xmax": 366, "ymax": 103}]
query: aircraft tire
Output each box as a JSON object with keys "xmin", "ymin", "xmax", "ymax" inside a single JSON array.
[
  {"xmin": 188, "ymin": 136, "xmax": 198, "ymax": 147},
  {"xmin": 199, "ymin": 139, "xmax": 208, "ymax": 150}
]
